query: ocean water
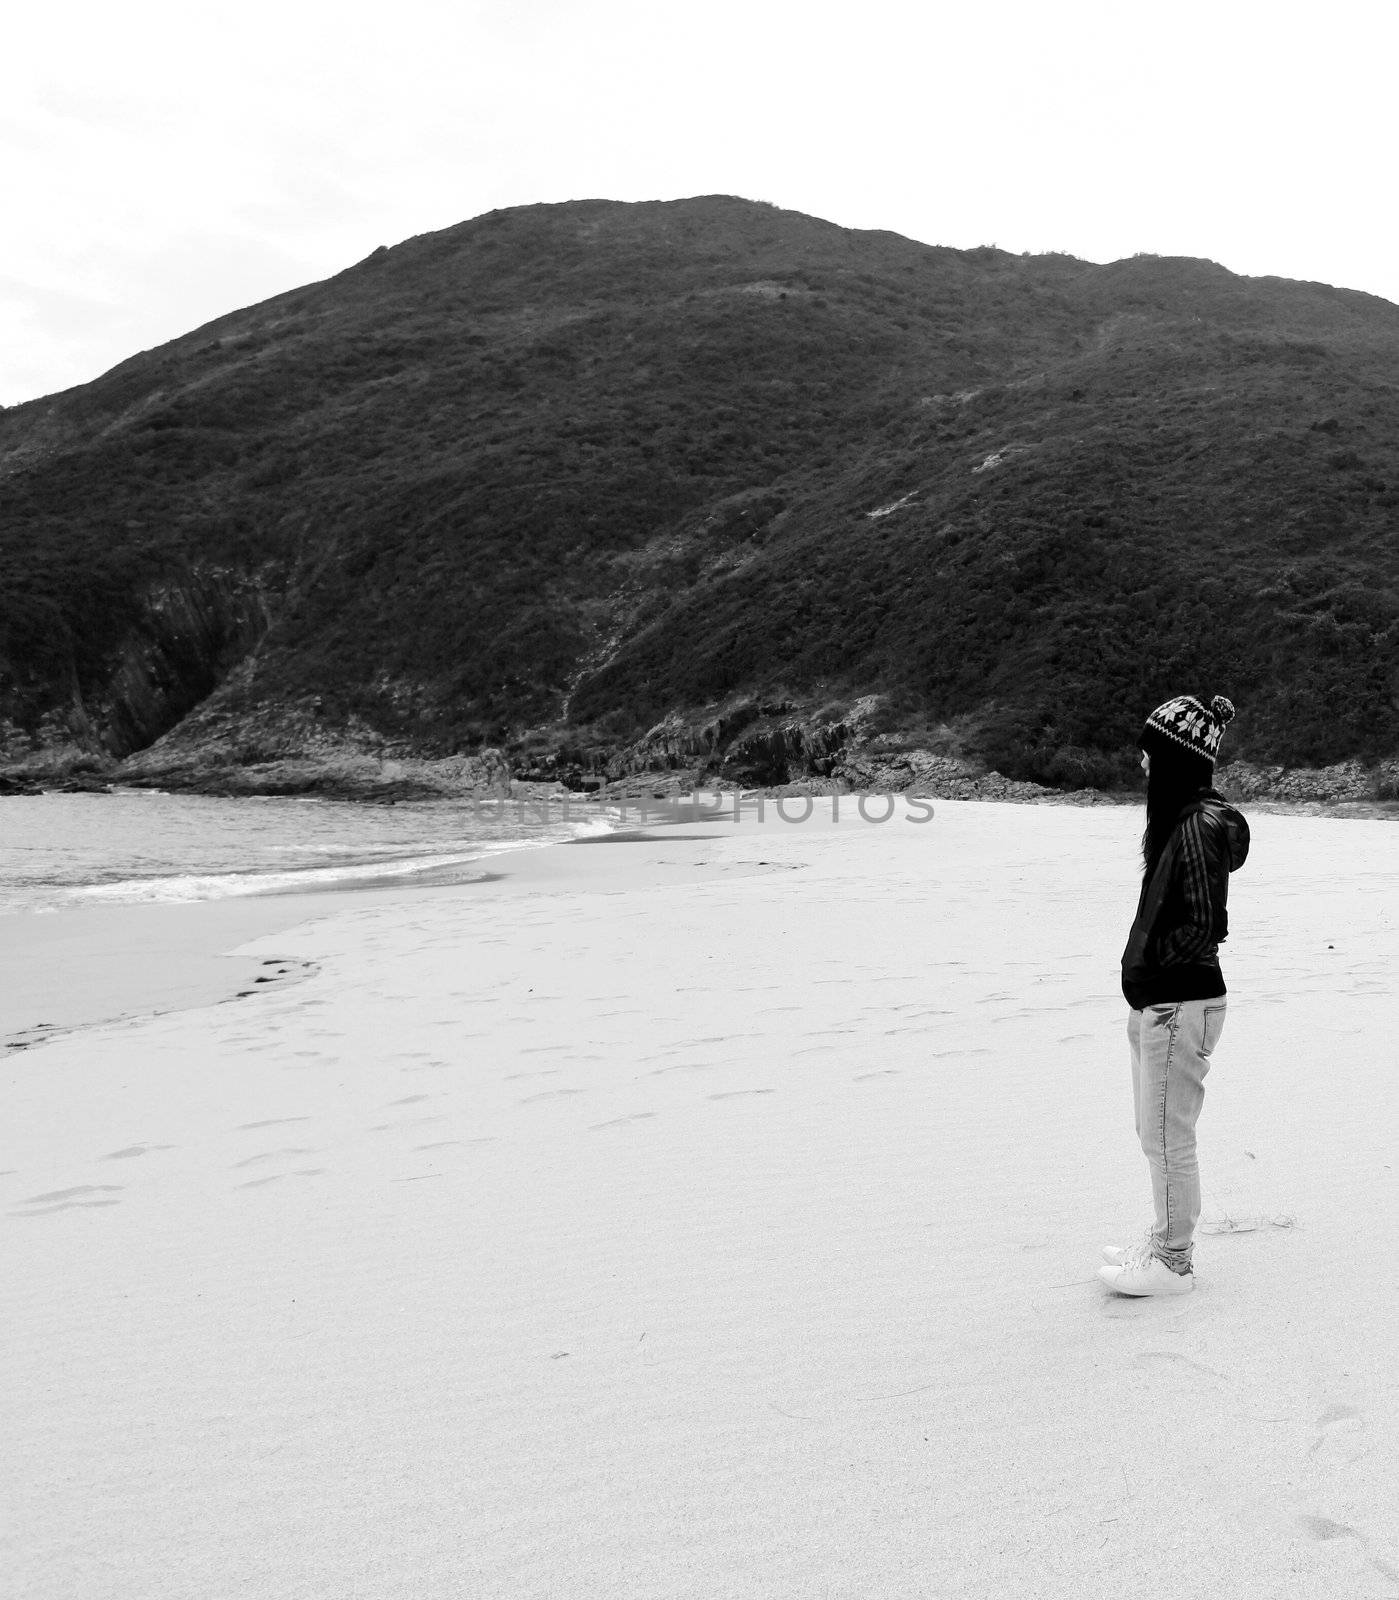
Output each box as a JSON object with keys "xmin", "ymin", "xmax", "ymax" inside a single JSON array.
[{"xmin": 0, "ymin": 789, "xmax": 616, "ymax": 916}]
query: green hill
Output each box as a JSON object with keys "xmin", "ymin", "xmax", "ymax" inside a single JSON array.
[{"xmin": 3, "ymin": 195, "xmax": 1398, "ymax": 791}]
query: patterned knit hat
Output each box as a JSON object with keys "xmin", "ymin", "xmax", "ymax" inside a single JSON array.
[{"xmin": 1141, "ymin": 695, "xmax": 1236, "ymax": 764}]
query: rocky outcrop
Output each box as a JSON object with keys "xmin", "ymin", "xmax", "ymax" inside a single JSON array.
[
  {"xmin": 121, "ymin": 699, "xmax": 518, "ymax": 800},
  {"xmin": 6, "ymin": 717, "xmax": 1399, "ymax": 809},
  {"xmin": 0, "ymin": 567, "xmax": 271, "ymax": 766},
  {"xmin": 7, "ymin": 653, "xmax": 1399, "ymax": 808},
  {"xmin": 829, "ymin": 748, "xmax": 1057, "ymax": 801},
  {"xmin": 1214, "ymin": 759, "xmax": 1398, "ymax": 804},
  {"xmin": 96, "ymin": 572, "xmax": 271, "ymax": 756},
  {"xmin": 603, "ymin": 701, "xmax": 855, "ymax": 786}
]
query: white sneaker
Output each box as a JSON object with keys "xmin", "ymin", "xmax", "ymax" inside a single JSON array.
[
  {"xmin": 1101, "ymin": 1231, "xmax": 1155, "ymax": 1267},
  {"xmin": 1099, "ymin": 1247, "xmax": 1194, "ymax": 1297}
]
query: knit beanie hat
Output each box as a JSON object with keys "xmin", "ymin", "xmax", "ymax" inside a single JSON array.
[{"xmin": 1141, "ymin": 694, "xmax": 1235, "ymax": 765}]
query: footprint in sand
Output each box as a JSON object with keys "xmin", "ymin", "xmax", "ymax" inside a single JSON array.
[
  {"xmin": 237, "ymin": 1168, "xmax": 325, "ymax": 1189},
  {"xmin": 3, "ymin": 1022, "xmax": 66, "ymax": 1054},
  {"xmin": 233, "ymin": 957, "xmax": 319, "ymax": 1000},
  {"xmin": 1135, "ymin": 1351, "xmax": 1232, "ymax": 1394},
  {"xmin": 22, "ymin": 1184, "xmax": 123, "ymax": 1203},
  {"xmin": 1296, "ymin": 1514, "xmax": 1361, "ymax": 1543},
  {"xmin": 1309, "ymin": 1404, "xmax": 1367, "ymax": 1468},
  {"xmin": 12, "ymin": 1184, "xmax": 124, "ymax": 1216},
  {"xmin": 231, "ymin": 1147, "xmax": 319, "ymax": 1169}
]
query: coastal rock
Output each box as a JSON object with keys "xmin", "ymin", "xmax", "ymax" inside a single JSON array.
[
  {"xmin": 93, "ymin": 572, "xmax": 271, "ymax": 757},
  {"xmin": 830, "ymin": 748, "xmax": 1056, "ymax": 802},
  {"xmin": 604, "ymin": 701, "xmax": 857, "ymax": 787},
  {"xmin": 1216, "ymin": 759, "xmax": 1384, "ymax": 804},
  {"xmin": 0, "ymin": 569, "xmax": 269, "ymax": 765},
  {"xmin": 115, "ymin": 744, "xmax": 517, "ymax": 803}
]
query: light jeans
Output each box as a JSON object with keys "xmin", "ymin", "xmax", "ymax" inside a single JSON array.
[{"xmin": 1128, "ymin": 999, "xmax": 1227, "ymax": 1273}]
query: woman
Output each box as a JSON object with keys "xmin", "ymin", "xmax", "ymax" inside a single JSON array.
[{"xmin": 1100, "ymin": 694, "xmax": 1250, "ymax": 1297}]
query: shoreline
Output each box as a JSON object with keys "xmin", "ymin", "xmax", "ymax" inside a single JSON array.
[
  {"xmin": 0, "ymin": 802, "xmax": 744, "ymax": 1053},
  {"xmin": 5, "ymin": 745, "xmax": 1399, "ymax": 813},
  {"xmin": 5, "ymin": 774, "xmax": 1399, "ymax": 823},
  {"xmin": 4, "ymin": 787, "xmax": 1397, "ymax": 1055},
  {"xmin": 0, "ymin": 893, "xmax": 339, "ymax": 1053},
  {"xmin": 6, "ymin": 783, "xmax": 1398, "ymax": 1061}
]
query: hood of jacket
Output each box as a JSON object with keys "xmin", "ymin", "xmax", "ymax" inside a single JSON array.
[{"xmin": 1196, "ymin": 788, "xmax": 1250, "ymax": 871}]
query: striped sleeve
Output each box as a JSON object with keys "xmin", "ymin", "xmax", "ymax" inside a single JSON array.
[{"xmin": 1156, "ymin": 812, "xmax": 1217, "ymax": 966}]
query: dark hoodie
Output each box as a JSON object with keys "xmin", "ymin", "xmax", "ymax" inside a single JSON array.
[{"xmin": 1121, "ymin": 787, "xmax": 1251, "ymax": 1009}]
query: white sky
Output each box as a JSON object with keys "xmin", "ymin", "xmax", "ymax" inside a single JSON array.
[{"xmin": 3, "ymin": 0, "xmax": 1396, "ymax": 407}]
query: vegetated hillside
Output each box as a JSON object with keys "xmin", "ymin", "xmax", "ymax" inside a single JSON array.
[{"xmin": 2, "ymin": 194, "xmax": 1398, "ymax": 790}]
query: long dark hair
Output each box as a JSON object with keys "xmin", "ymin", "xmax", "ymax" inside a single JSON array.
[{"xmin": 1141, "ymin": 733, "xmax": 1213, "ymax": 877}]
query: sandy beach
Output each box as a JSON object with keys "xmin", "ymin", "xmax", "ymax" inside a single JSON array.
[{"xmin": 4, "ymin": 798, "xmax": 1398, "ymax": 1599}]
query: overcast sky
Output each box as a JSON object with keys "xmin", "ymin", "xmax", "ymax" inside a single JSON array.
[{"xmin": 4, "ymin": 0, "xmax": 1396, "ymax": 407}]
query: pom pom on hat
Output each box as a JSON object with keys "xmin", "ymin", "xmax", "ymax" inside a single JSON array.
[{"xmin": 1142, "ymin": 694, "xmax": 1236, "ymax": 764}]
